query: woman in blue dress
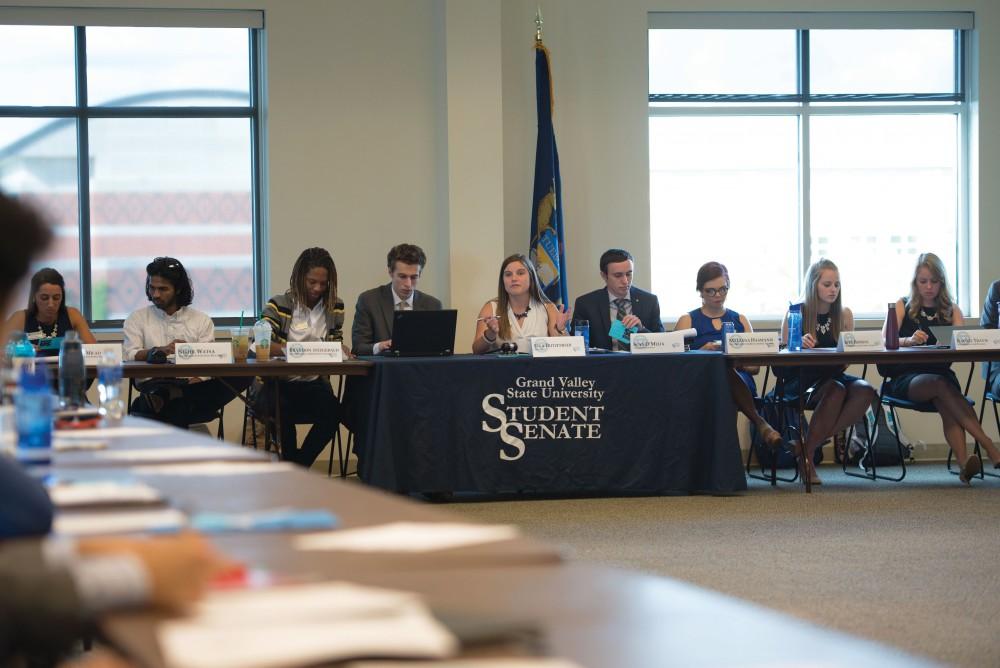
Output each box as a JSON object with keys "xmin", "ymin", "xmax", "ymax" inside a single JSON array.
[
  {"xmin": 675, "ymin": 261, "xmax": 782, "ymax": 450},
  {"xmin": 879, "ymin": 252, "xmax": 1000, "ymax": 482},
  {"xmin": 778, "ymin": 258, "xmax": 876, "ymax": 484}
]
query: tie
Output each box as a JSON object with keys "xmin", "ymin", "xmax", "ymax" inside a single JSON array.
[
  {"xmin": 614, "ymin": 298, "xmax": 629, "ymax": 321},
  {"xmin": 396, "ymin": 301, "xmax": 411, "ymax": 311}
]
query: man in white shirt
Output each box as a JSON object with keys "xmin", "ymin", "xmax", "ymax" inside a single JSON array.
[
  {"xmin": 351, "ymin": 244, "xmax": 443, "ymax": 355},
  {"xmin": 123, "ymin": 257, "xmax": 248, "ymax": 427}
]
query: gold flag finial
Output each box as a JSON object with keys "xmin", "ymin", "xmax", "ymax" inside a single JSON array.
[{"xmin": 535, "ymin": 6, "xmax": 543, "ymax": 44}]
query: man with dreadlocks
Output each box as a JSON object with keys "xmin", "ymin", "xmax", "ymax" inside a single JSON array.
[{"xmin": 259, "ymin": 247, "xmax": 345, "ymax": 467}]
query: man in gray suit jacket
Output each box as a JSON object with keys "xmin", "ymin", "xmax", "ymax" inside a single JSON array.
[{"xmin": 351, "ymin": 244, "xmax": 443, "ymax": 355}]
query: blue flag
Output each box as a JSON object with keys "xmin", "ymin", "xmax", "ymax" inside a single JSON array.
[{"xmin": 529, "ymin": 43, "xmax": 567, "ymax": 306}]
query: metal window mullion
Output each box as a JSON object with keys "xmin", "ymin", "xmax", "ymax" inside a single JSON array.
[
  {"xmin": 799, "ymin": 30, "xmax": 811, "ymax": 291},
  {"xmin": 74, "ymin": 26, "xmax": 93, "ymax": 320},
  {"xmin": 957, "ymin": 30, "xmax": 971, "ymax": 313},
  {"xmin": 249, "ymin": 28, "xmax": 266, "ymax": 321}
]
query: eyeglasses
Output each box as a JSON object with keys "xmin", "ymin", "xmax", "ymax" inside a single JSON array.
[{"xmin": 702, "ymin": 286, "xmax": 729, "ymax": 297}]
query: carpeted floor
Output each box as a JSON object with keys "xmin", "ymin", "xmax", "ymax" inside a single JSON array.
[{"xmin": 443, "ymin": 462, "xmax": 1000, "ymax": 667}]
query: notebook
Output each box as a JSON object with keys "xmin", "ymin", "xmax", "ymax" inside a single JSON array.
[
  {"xmin": 387, "ymin": 309, "xmax": 457, "ymax": 357},
  {"xmin": 927, "ymin": 323, "xmax": 982, "ymax": 348}
]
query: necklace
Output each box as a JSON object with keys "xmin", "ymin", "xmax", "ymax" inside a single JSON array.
[
  {"xmin": 816, "ymin": 314, "xmax": 832, "ymax": 335},
  {"xmin": 37, "ymin": 321, "xmax": 59, "ymax": 338},
  {"xmin": 512, "ymin": 306, "xmax": 531, "ymax": 319},
  {"xmin": 921, "ymin": 307, "xmax": 940, "ymax": 322}
]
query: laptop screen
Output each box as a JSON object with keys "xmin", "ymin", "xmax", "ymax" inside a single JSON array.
[{"xmin": 389, "ymin": 309, "xmax": 457, "ymax": 356}]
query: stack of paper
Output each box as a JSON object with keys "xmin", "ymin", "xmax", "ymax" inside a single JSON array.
[
  {"xmin": 294, "ymin": 521, "xmax": 520, "ymax": 553},
  {"xmin": 53, "ymin": 508, "xmax": 186, "ymax": 536},
  {"xmin": 158, "ymin": 582, "xmax": 458, "ymax": 668},
  {"xmin": 48, "ymin": 480, "xmax": 164, "ymax": 508}
]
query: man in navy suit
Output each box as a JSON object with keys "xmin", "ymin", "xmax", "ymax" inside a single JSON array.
[
  {"xmin": 351, "ymin": 243, "xmax": 443, "ymax": 355},
  {"xmin": 572, "ymin": 249, "xmax": 664, "ymax": 350},
  {"xmin": 982, "ymin": 279, "xmax": 1000, "ymax": 396}
]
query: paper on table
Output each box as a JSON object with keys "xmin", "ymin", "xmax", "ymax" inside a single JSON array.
[
  {"xmin": 48, "ymin": 481, "xmax": 163, "ymax": 508},
  {"xmin": 54, "ymin": 426, "xmax": 173, "ymax": 439},
  {"xmin": 54, "ymin": 508, "xmax": 186, "ymax": 536},
  {"xmin": 295, "ymin": 521, "xmax": 520, "ymax": 553},
  {"xmin": 53, "ymin": 438, "xmax": 108, "ymax": 452},
  {"xmin": 158, "ymin": 582, "xmax": 458, "ymax": 668},
  {"xmin": 133, "ymin": 461, "xmax": 292, "ymax": 476},
  {"xmin": 96, "ymin": 446, "xmax": 258, "ymax": 462}
]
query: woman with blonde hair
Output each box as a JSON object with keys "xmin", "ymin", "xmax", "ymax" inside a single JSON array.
[
  {"xmin": 778, "ymin": 258, "xmax": 876, "ymax": 484},
  {"xmin": 879, "ymin": 252, "xmax": 1000, "ymax": 482},
  {"xmin": 472, "ymin": 254, "xmax": 571, "ymax": 354}
]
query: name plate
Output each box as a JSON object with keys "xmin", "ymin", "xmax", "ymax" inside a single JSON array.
[
  {"xmin": 82, "ymin": 343, "xmax": 124, "ymax": 367},
  {"xmin": 175, "ymin": 342, "xmax": 233, "ymax": 364},
  {"xmin": 952, "ymin": 329, "xmax": 1000, "ymax": 350},
  {"xmin": 529, "ymin": 336, "xmax": 586, "ymax": 358},
  {"xmin": 724, "ymin": 332, "xmax": 780, "ymax": 355},
  {"xmin": 837, "ymin": 331, "xmax": 884, "ymax": 352},
  {"xmin": 286, "ymin": 341, "xmax": 344, "ymax": 363},
  {"xmin": 630, "ymin": 331, "xmax": 685, "ymax": 354}
]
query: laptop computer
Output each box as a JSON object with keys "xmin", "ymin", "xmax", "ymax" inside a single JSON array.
[
  {"xmin": 387, "ymin": 309, "xmax": 457, "ymax": 356},
  {"xmin": 927, "ymin": 323, "xmax": 981, "ymax": 348}
]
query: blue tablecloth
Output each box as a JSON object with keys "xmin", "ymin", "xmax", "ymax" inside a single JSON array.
[{"xmin": 351, "ymin": 352, "xmax": 745, "ymax": 495}]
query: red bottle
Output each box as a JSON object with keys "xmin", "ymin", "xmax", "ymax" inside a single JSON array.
[{"xmin": 885, "ymin": 303, "xmax": 899, "ymax": 350}]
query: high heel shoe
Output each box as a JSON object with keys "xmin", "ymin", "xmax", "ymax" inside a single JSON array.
[{"xmin": 959, "ymin": 455, "xmax": 982, "ymax": 484}]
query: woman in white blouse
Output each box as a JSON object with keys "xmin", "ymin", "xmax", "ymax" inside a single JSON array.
[{"xmin": 472, "ymin": 253, "xmax": 572, "ymax": 354}]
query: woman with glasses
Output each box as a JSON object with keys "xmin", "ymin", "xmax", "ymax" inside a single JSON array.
[
  {"xmin": 675, "ymin": 261, "xmax": 783, "ymax": 450},
  {"xmin": 777, "ymin": 258, "xmax": 876, "ymax": 485},
  {"xmin": 879, "ymin": 252, "xmax": 1000, "ymax": 482}
]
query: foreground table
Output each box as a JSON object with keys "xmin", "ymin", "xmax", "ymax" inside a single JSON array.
[{"xmin": 352, "ymin": 352, "xmax": 746, "ymax": 496}]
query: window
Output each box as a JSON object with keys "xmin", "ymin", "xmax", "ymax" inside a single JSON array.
[
  {"xmin": 0, "ymin": 11, "xmax": 264, "ymax": 324},
  {"xmin": 648, "ymin": 13, "xmax": 972, "ymax": 319}
]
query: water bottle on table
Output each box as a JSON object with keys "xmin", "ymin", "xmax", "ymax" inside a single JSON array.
[
  {"xmin": 58, "ymin": 331, "xmax": 86, "ymax": 408},
  {"xmin": 16, "ymin": 364, "xmax": 53, "ymax": 467},
  {"xmin": 722, "ymin": 321, "xmax": 736, "ymax": 353},
  {"xmin": 574, "ymin": 320, "xmax": 591, "ymax": 350},
  {"xmin": 787, "ymin": 304, "xmax": 803, "ymax": 352},
  {"xmin": 98, "ymin": 349, "xmax": 125, "ymax": 425}
]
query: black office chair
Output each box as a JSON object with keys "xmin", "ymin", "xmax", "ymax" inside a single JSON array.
[
  {"xmin": 327, "ymin": 375, "xmax": 355, "ymax": 479},
  {"xmin": 745, "ymin": 367, "xmax": 806, "ymax": 486},
  {"xmin": 127, "ymin": 379, "xmax": 226, "ymax": 439}
]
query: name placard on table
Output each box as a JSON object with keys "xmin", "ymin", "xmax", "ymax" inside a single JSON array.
[
  {"xmin": 529, "ymin": 336, "xmax": 586, "ymax": 358},
  {"xmin": 724, "ymin": 332, "xmax": 780, "ymax": 355},
  {"xmin": 837, "ymin": 331, "xmax": 884, "ymax": 352},
  {"xmin": 630, "ymin": 331, "xmax": 685, "ymax": 355},
  {"xmin": 951, "ymin": 329, "xmax": 1000, "ymax": 350},
  {"xmin": 174, "ymin": 342, "xmax": 233, "ymax": 365},
  {"xmin": 82, "ymin": 343, "xmax": 124, "ymax": 367},
  {"xmin": 286, "ymin": 341, "xmax": 344, "ymax": 363}
]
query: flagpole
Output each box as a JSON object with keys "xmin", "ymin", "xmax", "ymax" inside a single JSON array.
[{"xmin": 535, "ymin": 7, "xmax": 543, "ymax": 44}]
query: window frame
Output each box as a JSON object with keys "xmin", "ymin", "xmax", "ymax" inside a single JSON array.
[
  {"xmin": 648, "ymin": 16, "xmax": 974, "ymax": 320},
  {"xmin": 0, "ymin": 19, "xmax": 266, "ymax": 328}
]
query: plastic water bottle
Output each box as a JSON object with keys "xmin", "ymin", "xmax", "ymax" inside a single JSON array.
[
  {"xmin": 98, "ymin": 349, "xmax": 125, "ymax": 424},
  {"xmin": 8, "ymin": 331, "xmax": 36, "ymax": 376},
  {"xmin": 787, "ymin": 304, "xmax": 803, "ymax": 352},
  {"xmin": 58, "ymin": 330, "xmax": 86, "ymax": 408},
  {"xmin": 15, "ymin": 364, "xmax": 53, "ymax": 466},
  {"xmin": 884, "ymin": 302, "xmax": 900, "ymax": 351},
  {"xmin": 722, "ymin": 321, "xmax": 736, "ymax": 353}
]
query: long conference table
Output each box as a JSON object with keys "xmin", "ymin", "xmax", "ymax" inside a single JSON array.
[{"xmin": 42, "ymin": 417, "xmax": 933, "ymax": 667}]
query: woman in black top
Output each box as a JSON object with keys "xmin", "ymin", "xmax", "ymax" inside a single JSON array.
[
  {"xmin": 5, "ymin": 268, "xmax": 96, "ymax": 348},
  {"xmin": 779, "ymin": 259, "xmax": 876, "ymax": 484},
  {"xmin": 880, "ymin": 253, "xmax": 1000, "ymax": 482}
]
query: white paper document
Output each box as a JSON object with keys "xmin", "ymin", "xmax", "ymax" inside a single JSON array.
[
  {"xmin": 295, "ymin": 521, "xmax": 520, "ymax": 553},
  {"xmin": 158, "ymin": 582, "xmax": 458, "ymax": 668},
  {"xmin": 48, "ymin": 480, "xmax": 163, "ymax": 508},
  {"xmin": 53, "ymin": 508, "xmax": 186, "ymax": 536},
  {"xmin": 133, "ymin": 461, "xmax": 292, "ymax": 476},
  {"xmin": 95, "ymin": 446, "xmax": 258, "ymax": 462},
  {"xmin": 54, "ymin": 426, "xmax": 173, "ymax": 439}
]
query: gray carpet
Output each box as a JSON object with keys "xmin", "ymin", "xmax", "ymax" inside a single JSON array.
[{"xmin": 443, "ymin": 463, "xmax": 1000, "ymax": 667}]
